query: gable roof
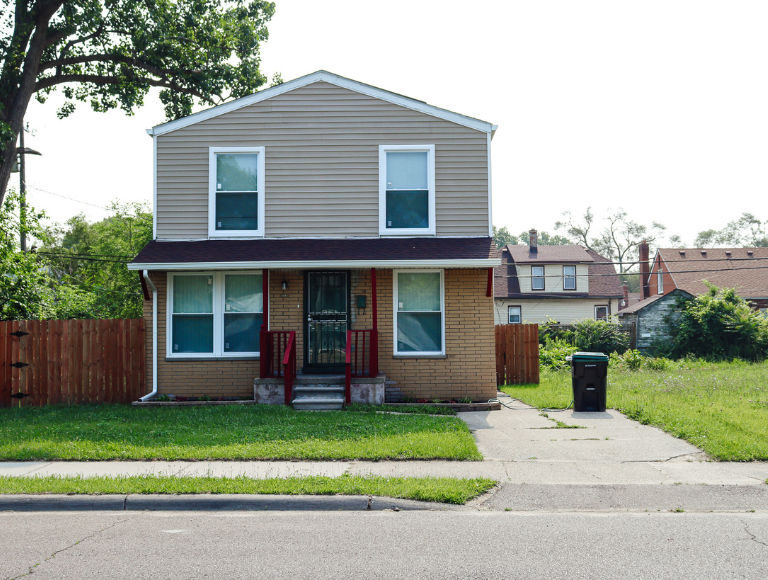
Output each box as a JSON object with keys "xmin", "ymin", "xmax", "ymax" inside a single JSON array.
[
  {"xmin": 618, "ymin": 288, "xmax": 693, "ymax": 315},
  {"xmin": 493, "ymin": 245, "xmax": 622, "ymax": 299},
  {"xmin": 505, "ymin": 244, "xmax": 595, "ymax": 264},
  {"xmin": 655, "ymin": 248, "xmax": 768, "ymax": 298},
  {"xmin": 147, "ymin": 71, "xmax": 497, "ymax": 137}
]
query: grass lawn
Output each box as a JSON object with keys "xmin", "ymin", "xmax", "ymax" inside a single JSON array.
[
  {"xmin": 0, "ymin": 474, "xmax": 495, "ymax": 504},
  {"xmin": 502, "ymin": 360, "xmax": 768, "ymax": 461},
  {"xmin": 0, "ymin": 404, "xmax": 481, "ymax": 461}
]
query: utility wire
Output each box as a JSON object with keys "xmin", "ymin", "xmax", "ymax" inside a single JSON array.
[
  {"xmin": 497, "ymin": 264, "xmax": 768, "ymax": 279},
  {"xmin": 40, "ymin": 250, "xmax": 135, "ymax": 260},
  {"xmin": 36, "ymin": 251, "xmax": 131, "ymax": 264},
  {"xmin": 27, "ymin": 184, "xmax": 110, "ymax": 210}
]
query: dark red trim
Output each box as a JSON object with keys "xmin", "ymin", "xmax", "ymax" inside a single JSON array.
[
  {"xmin": 486, "ymin": 267, "xmax": 493, "ymax": 297},
  {"xmin": 371, "ymin": 268, "xmax": 378, "ymax": 332},
  {"xmin": 262, "ymin": 269, "xmax": 269, "ymax": 331},
  {"xmin": 139, "ymin": 272, "xmax": 150, "ymax": 301}
]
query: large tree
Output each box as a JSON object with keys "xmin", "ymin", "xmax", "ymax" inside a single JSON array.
[
  {"xmin": 694, "ymin": 213, "xmax": 767, "ymax": 248},
  {"xmin": 0, "ymin": 0, "xmax": 276, "ymax": 205}
]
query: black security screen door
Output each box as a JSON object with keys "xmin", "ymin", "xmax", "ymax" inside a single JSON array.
[{"xmin": 305, "ymin": 271, "xmax": 350, "ymax": 372}]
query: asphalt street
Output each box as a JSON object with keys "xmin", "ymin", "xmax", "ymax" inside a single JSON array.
[{"xmin": 2, "ymin": 510, "xmax": 767, "ymax": 579}]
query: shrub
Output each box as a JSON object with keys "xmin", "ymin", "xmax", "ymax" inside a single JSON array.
[
  {"xmin": 671, "ymin": 285, "xmax": 768, "ymax": 361},
  {"xmin": 539, "ymin": 339, "xmax": 579, "ymax": 371},
  {"xmin": 571, "ymin": 319, "xmax": 630, "ymax": 355},
  {"xmin": 538, "ymin": 319, "xmax": 574, "ymax": 346}
]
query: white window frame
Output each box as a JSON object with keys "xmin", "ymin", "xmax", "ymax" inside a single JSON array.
[
  {"xmin": 594, "ymin": 305, "xmax": 609, "ymax": 321},
  {"xmin": 208, "ymin": 146, "xmax": 266, "ymax": 238},
  {"xmin": 393, "ymin": 269, "xmax": 445, "ymax": 356},
  {"xmin": 563, "ymin": 265, "xmax": 577, "ymax": 290},
  {"xmin": 508, "ymin": 305, "xmax": 522, "ymax": 324},
  {"xmin": 379, "ymin": 144, "xmax": 436, "ymax": 236},
  {"xmin": 167, "ymin": 271, "xmax": 265, "ymax": 359},
  {"xmin": 657, "ymin": 269, "xmax": 664, "ymax": 294},
  {"xmin": 531, "ymin": 266, "xmax": 545, "ymax": 291}
]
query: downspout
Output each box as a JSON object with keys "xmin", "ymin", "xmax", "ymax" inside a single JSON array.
[{"xmin": 139, "ymin": 270, "xmax": 158, "ymax": 401}]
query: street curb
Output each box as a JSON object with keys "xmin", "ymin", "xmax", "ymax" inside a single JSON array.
[{"xmin": 0, "ymin": 494, "xmax": 461, "ymax": 512}]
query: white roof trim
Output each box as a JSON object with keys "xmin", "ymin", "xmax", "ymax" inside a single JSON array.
[
  {"xmin": 128, "ymin": 258, "xmax": 501, "ymax": 271},
  {"xmin": 146, "ymin": 71, "xmax": 495, "ymax": 137}
]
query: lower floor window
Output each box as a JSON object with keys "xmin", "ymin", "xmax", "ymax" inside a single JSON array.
[
  {"xmin": 171, "ymin": 272, "xmax": 263, "ymax": 356},
  {"xmin": 508, "ymin": 306, "xmax": 521, "ymax": 324},
  {"xmin": 594, "ymin": 305, "xmax": 608, "ymax": 321},
  {"xmin": 394, "ymin": 270, "xmax": 444, "ymax": 355}
]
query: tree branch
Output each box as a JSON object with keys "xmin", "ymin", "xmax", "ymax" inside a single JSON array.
[{"xmin": 39, "ymin": 53, "xmax": 205, "ymax": 78}]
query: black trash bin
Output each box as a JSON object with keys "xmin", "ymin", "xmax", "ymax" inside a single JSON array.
[{"xmin": 566, "ymin": 352, "xmax": 609, "ymax": 412}]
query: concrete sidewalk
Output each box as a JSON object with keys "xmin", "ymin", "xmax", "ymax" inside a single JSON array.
[{"xmin": 1, "ymin": 394, "xmax": 766, "ymax": 486}]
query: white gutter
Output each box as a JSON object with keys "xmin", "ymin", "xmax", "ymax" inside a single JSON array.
[
  {"xmin": 128, "ymin": 258, "xmax": 501, "ymax": 271},
  {"xmin": 139, "ymin": 270, "xmax": 158, "ymax": 402}
]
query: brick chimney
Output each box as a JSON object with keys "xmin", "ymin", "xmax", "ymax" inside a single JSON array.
[
  {"xmin": 621, "ymin": 283, "xmax": 629, "ymax": 310},
  {"xmin": 529, "ymin": 229, "xmax": 538, "ymax": 253},
  {"xmin": 639, "ymin": 240, "xmax": 650, "ymax": 299}
]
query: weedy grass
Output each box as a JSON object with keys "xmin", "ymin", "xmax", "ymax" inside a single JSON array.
[
  {"xmin": 501, "ymin": 360, "xmax": 768, "ymax": 461},
  {"xmin": 0, "ymin": 474, "xmax": 496, "ymax": 505},
  {"xmin": 0, "ymin": 404, "xmax": 481, "ymax": 461}
]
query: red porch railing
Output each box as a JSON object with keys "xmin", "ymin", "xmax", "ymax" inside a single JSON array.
[
  {"xmin": 282, "ymin": 331, "xmax": 297, "ymax": 405},
  {"xmin": 345, "ymin": 329, "xmax": 378, "ymax": 405},
  {"xmin": 260, "ymin": 330, "xmax": 297, "ymax": 404}
]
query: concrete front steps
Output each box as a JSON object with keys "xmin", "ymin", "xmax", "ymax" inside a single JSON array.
[{"xmin": 291, "ymin": 374, "xmax": 346, "ymax": 410}]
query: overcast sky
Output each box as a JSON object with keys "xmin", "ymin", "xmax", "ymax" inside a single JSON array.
[{"xmin": 19, "ymin": 0, "xmax": 768, "ymax": 245}]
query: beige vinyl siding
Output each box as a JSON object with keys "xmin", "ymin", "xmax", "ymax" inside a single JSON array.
[
  {"xmin": 516, "ymin": 264, "xmax": 590, "ymax": 293},
  {"xmin": 155, "ymin": 82, "xmax": 489, "ymax": 239},
  {"xmin": 494, "ymin": 298, "xmax": 619, "ymax": 325}
]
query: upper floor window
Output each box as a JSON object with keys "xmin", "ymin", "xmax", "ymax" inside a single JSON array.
[
  {"xmin": 531, "ymin": 266, "xmax": 545, "ymax": 290},
  {"xmin": 209, "ymin": 147, "xmax": 265, "ymax": 237},
  {"xmin": 657, "ymin": 269, "xmax": 664, "ymax": 294},
  {"xmin": 563, "ymin": 265, "xmax": 576, "ymax": 290},
  {"xmin": 379, "ymin": 145, "xmax": 435, "ymax": 236}
]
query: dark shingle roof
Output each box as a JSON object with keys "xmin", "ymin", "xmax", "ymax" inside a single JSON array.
[
  {"xmin": 657, "ymin": 248, "xmax": 768, "ymax": 298},
  {"xmin": 618, "ymin": 288, "xmax": 693, "ymax": 315},
  {"xmin": 494, "ymin": 245, "xmax": 622, "ymax": 299},
  {"xmin": 131, "ymin": 237, "xmax": 498, "ymax": 266}
]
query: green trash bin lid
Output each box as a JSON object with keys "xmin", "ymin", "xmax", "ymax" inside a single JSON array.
[{"xmin": 568, "ymin": 352, "xmax": 610, "ymax": 362}]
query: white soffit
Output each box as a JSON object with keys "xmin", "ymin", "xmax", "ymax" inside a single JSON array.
[
  {"xmin": 128, "ymin": 258, "xmax": 501, "ymax": 271},
  {"xmin": 146, "ymin": 71, "xmax": 496, "ymax": 136}
]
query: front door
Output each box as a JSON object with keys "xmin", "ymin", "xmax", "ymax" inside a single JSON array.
[{"xmin": 304, "ymin": 271, "xmax": 350, "ymax": 373}]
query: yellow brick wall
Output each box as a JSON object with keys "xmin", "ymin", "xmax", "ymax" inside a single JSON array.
[{"xmin": 143, "ymin": 268, "xmax": 496, "ymax": 400}]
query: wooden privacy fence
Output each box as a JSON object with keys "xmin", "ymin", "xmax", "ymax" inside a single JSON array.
[
  {"xmin": 495, "ymin": 324, "xmax": 540, "ymax": 386},
  {"xmin": 0, "ymin": 319, "xmax": 145, "ymax": 407}
]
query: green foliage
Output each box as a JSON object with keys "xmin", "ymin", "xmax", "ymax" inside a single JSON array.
[
  {"xmin": 609, "ymin": 350, "xmax": 670, "ymax": 372},
  {"xmin": 671, "ymin": 285, "xmax": 768, "ymax": 361},
  {"xmin": 694, "ymin": 213, "xmax": 767, "ymax": 248},
  {"xmin": 0, "ymin": 190, "xmax": 56, "ymax": 320},
  {"xmin": 42, "ymin": 201, "xmax": 152, "ymax": 318},
  {"xmin": 539, "ymin": 339, "xmax": 578, "ymax": 371},
  {"xmin": 571, "ymin": 319, "xmax": 630, "ymax": 354},
  {"xmin": 492, "ymin": 225, "xmax": 517, "ymax": 248}
]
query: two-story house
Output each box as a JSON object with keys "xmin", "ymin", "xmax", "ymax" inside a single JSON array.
[
  {"xmin": 128, "ymin": 71, "xmax": 500, "ymax": 408},
  {"xmin": 493, "ymin": 230, "xmax": 622, "ymax": 325}
]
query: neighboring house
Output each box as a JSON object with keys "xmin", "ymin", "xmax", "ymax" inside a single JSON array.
[
  {"xmin": 493, "ymin": 230, "xmax": 622, "ymax": 325},
  {"xmin": 617, "ymin": 289, "xmax": 693, "ymax": 353},
  {"xmin": 128, "ymin": 71, "xmax": 500, "ymax": 407},
  {"xmin": 647, "ymin": 246, "xmax": 768, "ymax": 310}
]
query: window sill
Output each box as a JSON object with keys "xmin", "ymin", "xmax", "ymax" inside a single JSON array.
[
  {"xmin": 165, "ymin": 356, "xmax": 260, "ymax": 362},
  {"xmin": 392, "ymin": 354, "xmax": 447, "ymax": 359}
]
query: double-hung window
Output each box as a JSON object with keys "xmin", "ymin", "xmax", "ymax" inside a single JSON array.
[
  {"xmin": 170, "ymin": 272, "xmax": 263, "ymax": 357},
  {"xmin": 531, "ymin": 266, "xmax": 545, "ymax": 290},
  {"xmin": 563, "ymin": 266, "xmax": 576, "ymax": 290},
  {"xmin": 379, "ymin": 145, "xmax": 435, "ymax": 235},
  {"xmin": 657, "ymin": 269, "xmax": 664, "ymax": 294},
  {"xmin": 595, "ymin": 305, "xmax": 608, "ymax": 321},
  {"xmin": 394, "ymin": 270, "xmax": 444, "ymax": 355},
  {"xmin": 209, "ymin": 147, "xmax": 265, "ymax": 237},
  {"xmin": 508, "ymin": 306, "xmax": 522, "ymax": 324}
]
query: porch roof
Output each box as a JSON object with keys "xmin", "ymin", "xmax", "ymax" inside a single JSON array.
[{"xmin": 128, "ymin": 237, "xmax": 500, "ymax": 271}]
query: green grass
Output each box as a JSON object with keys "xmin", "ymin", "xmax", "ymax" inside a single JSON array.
[
  {"xmin": 0, "ymin": 404, "xmax": 481, "ymax": 461},
  {"xmin": 501, "ymin": 360, "xmax": 768, "ymax": 461},
  {"xmin": 0, "ymin": 475, "xmax": 496, "ymax": 505}
]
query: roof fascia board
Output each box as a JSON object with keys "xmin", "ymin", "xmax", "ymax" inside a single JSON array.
[
  {"xmin": 147, "ymin": 71, "xmax": 494, "ymax": 137},
  {"xmin": 128, "ymin": 258, "xmax": 501, "ymax": 271}
]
